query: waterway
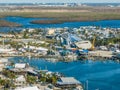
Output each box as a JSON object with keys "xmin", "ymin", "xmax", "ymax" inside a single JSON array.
[
  {"xmin": 8, "ymin": 57, "xmax": 120, "ymax": 90},
  {"xmin": 0, "ymin": 16, "xmax": 120, "ymax": 32},
  {"xmin": 1, "ymin": 16, "xmax": 120, "ymax": 90}
]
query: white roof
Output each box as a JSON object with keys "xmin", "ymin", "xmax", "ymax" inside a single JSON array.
[
  {"xmin": 0, "ymin": 58, "xmax": 8, "ymax": 63},
  {"xmin": 15, "ymin": 63, "xmax": 26, "ymax": 69},
  {"xmin": 75, "ymin": 40, "xmax": 92, "ymax": 49},
  {"xmin": 25, "ymin": 46, "xmax": 48, "ymax": 51},
  {"xmin": 15, "ymin": 86, "xmax": 39, "ymax": 90},
  {"xmin": 60, "ymin": 77, "xmax": 80, "ymax": 84}
]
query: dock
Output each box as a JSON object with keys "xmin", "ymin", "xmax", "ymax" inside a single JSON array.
[{"xmin": 88, "ymin": 50, "xmax": 114, "ymax": 58}]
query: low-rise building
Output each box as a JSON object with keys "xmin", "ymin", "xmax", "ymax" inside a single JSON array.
[
  {"xmin": 15, "ymin": 63, "xmax": 29, "ymax": 69},
  {"xmin": 56, "ymin": 77, "xmax": 83, "ymax": 89},
  {"xmin": 75, "ymin": 40, "xmax": 92, "ymax": 49}
]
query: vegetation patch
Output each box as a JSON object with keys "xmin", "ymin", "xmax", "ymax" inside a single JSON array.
[{"xmin": 0, "ymin": 20, "xmax": 21, "ymax": 27}]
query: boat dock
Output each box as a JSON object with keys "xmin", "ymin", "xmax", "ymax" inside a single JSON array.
[{"xmin": 88, "ymin": 50, "xmax": 114, "ymax": 58}]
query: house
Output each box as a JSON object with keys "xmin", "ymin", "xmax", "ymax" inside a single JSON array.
[
  {"xmin": 10, "ymin": 64, "xmax": 35, "ymax": 76},
  {"xmin": 56, "ymin": 77, "xmax": 82, "ymax": 89},
  {"xmin": 15, "ymin": 75, "xmax": 26, "ymax": 87},
  {"xmin": 47, "ymin": 28, "xmax": 55, "ymax": 35},
  {"xmin": 15, "ymin": 63, "xmax": 29, "ymax": 69}
]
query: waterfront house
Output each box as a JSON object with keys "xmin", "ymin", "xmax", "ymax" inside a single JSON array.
[
  {"xmin": 56, "ymin": 77, "xmax": 82, "ymax": 89},
  {"xmin": 15, "ymin": 63, "xmax": 29, "ymax": 69}
]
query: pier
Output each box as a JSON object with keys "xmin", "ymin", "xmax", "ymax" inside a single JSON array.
[{"xmin": 88, "ymin": 50, "xmax": 114, "ymax": 58}]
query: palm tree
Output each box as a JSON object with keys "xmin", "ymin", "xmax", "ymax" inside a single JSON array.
[
  {"xmin": 51, "ymin": 75, "xmax": 57, "ymax": 85},
  {"xmin": 40, "ymin": 72, "xmax": 47, "ymax": 83},
  {"xmin": 26, "ymin": 75, "xmax": 37, "ymax": 84},
  {"xmin": 23, "ymin": 30, "xmax": 29, "ymax": 39}
]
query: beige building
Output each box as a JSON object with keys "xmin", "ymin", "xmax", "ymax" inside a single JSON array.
[
  {"xmin": 47, "ymin": 29, "xmax": 55, "ymax": 35},
  {"xmin": 75, "ymin": 40, "xmax": 92, "ymax": 49}
]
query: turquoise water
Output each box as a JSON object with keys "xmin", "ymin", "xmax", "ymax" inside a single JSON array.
[
  {"xmin": 0, "ymin": 16, "xmax": 120, "ymax": 32},
  {"xmin": 8, "ymin": 57, "xmax": 120, "ymax": 90}
]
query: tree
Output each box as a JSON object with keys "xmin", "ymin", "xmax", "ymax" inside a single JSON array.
[
  {"xmin": 40, "ymin": 72, "xmax": 47, "ymax": 83},
  {"xmin": 2, "ymin": 70, "xmax": 16, "ymax": 79},
  {"xmin": 0, "ymin": 78, "xmax": 15, "ymax": 89},
  {"xmin": 23, "ymin": 30, "xmax": 29, "ymax": 39},
  {"xmin": 26, "ymin": 75, "xmax": 37, "ymax": 84},
  {"xmin": 51, "ymin": 74, "xmax": 57, "ymax": 84}
]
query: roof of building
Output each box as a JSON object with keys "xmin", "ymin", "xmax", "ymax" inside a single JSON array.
[
  {"xmin": 24, "ymin": 46, "xmax": 48, "ymax": 51},
  {"xmin": 15, "ymin": 63, "xmax": 26, "ymax": 69},
  {"xmin": 0, "ymin": 58, "xmax": 8, "ymax": 63},
  {"xmin": 57, "ymin": 77, "xmax": 80, "ymax": 85},
  {"xmin": 75, "ymin": 40, "xmax": 92, "ymax": 49}
]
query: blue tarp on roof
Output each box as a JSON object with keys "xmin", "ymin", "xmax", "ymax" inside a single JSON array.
[{"xmin": 79, "ymin": 49, "xmax": 89, "ymax": 54}]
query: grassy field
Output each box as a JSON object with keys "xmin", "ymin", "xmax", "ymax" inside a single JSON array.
[{"xmin": 0, "ymin": 7, "xmax": 120, "ymax": 24}]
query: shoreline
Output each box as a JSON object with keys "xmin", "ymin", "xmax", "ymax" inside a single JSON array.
[{"xmin": 0, "ymin": 53, "xmax": 118, "ymax": 62}]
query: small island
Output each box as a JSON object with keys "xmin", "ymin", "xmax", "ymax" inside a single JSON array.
[
  {"xmin": 31, "ymin": 19, "xmax": 64, "ymax": 24},
  {"xmin": 0, "ymin": 20, "xmax": 21, "ymax": 27},
  {"xmin": 30, "ymin": 18, "xmax": 95, "ymax": 24}
]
